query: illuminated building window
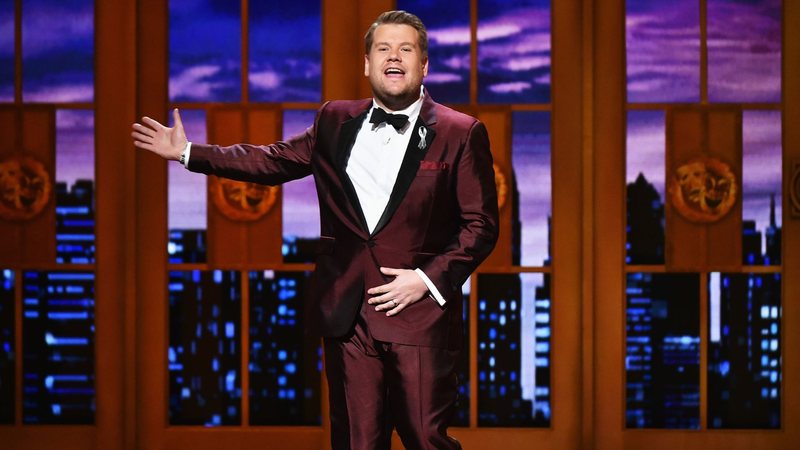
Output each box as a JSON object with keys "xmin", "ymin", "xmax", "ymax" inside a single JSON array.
[
  {"xmin": 0, "ymin": 269, "xmax": 13, "ymax": 424},
  {"xmin": 626, "ymin": 273, "xmax": 700, "ymax": 429},
  {"xmin": 477, "ymin": 273, "xmax": 551, "ymax": 427},
  {"xmin": 708, "ymin": 272, "xmax": 781, "ymax": 428},
  {"xmin": 168, "ymin": 270, "xmax": 241, "ymax": 426},
  {"xmin": 22, "ymin": 271, "xmax": 95, "ymax": 424},
  {"xmin": 248, "ymin": 271, "xmax": 320, "ymax": 425},
  {"xmin": 478, "ymin": 0, "xmax": 551, "ymax": 104}
]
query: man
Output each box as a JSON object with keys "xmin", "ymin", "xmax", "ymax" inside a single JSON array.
[{"xmin": 132, "ymin": 10, "xmax": 498, "ymax": 449}]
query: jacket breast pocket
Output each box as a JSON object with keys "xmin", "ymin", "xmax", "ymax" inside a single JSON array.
[{"xmin": 416, "ymin": 161, "xmax": 448, "ymax": 177}]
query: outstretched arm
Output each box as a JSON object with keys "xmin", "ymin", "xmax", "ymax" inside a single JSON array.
[{"xmin": 131, "ymin": 108, "xmax": 188, "ymax": 161}]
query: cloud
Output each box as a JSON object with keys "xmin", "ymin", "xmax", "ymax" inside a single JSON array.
[
  {"xmin": 169, "ymin": 65, "xmax": 225, "ymax": 100},
  {"xmin": 505, "ymin": 56, "xmax": 550, "ymax": 72},
  {"xmin": 428, "ymin": 26, "xmax": 471, "ymax": 46},
  {"xmin": 489, "ymin": 82, "xmax": 531, "ymax": 94},
  {"xmin": 24, "ymin": 84, "xmax": 93, "ymax": 103},
  {"xmin": 425, "ymin": 73, "xmax": 463, "ymax": 84},
  {"xmin": 249, "ymin": 70, "xmax": 281, "ymax": 90}
]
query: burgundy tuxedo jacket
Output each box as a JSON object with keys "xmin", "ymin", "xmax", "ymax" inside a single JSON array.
[{"xmin": 189, "ymin": 94, "xmax": 499, "ymax": 350}]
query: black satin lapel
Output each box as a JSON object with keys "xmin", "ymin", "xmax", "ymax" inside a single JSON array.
[
  {"xmin": 336, "ymin": 112, "xmax": 370, "ymax": 232},
  {"xmin": 371, "ymin": 120, "xmax": 437, "ymax": 236}
]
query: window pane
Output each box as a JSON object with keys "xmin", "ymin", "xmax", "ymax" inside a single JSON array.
[
  {"xmin": 478, "ymin": 0, "xmax": 551, "ymax": 104},
  {"xmin": 0, "ymin": 269, "xmax": 13, "ymax": 424},
  {"xmin": 398, "ymin": 0, "xmax": 470, "ymax": 104},
  {"xmin": 168, "ymin": 109, "xmax": 207, "ymax": 263},
  {"xmin": 281, "ymin": 110, "xmax": 319, "ymax": 263},
  {"xmin": 626, "ymin": 0, "xmax": 700, "ymax": 103},
  {"xmin": 56, "ymin": 109, "xmax": 95, "ymax": 264},
  {"xmin": 169, "ymin": 270, "xmax": 241, "ymax": 426},
  {"xmin": 0, "ymin": 0, "xmax": 13, "ymax": 102},
  {"xmin": 708, "ymin": 0, "xmax": 781, "ymax": 103},
  {"xmin": 626, "ymin": 272, "xmax": 699, "ymax": 429},
  {"xmin": 22, "ymin": 271, "xmax": 95, "ymax": 424},
  {"xmin": 22, "ymin": 0, "xmax": 94, "ymax": 102},
  {"xmin": 453, "ymin": 279, "xmax": 471, "ymax": 427},
  {"xmin": 742, "ymin": 110, "xmax": 781, "ymax": 265},
  {"xmin": 626, "ymin": 110, "xmax": 665, "ymax": 264},
  {"xmin": 477, "ymin": 272, "xmax": 551, "ymax": 427},
  {"xmin": 512, "ymin": 111, "xmax": 551, "ymax": 266},
  {"xmin": 169, "ymin": 0, "xmax": 240, "ymax": 102},
  {"xmin": 249, "ymin": 0, "xmax": 321, "ymax": 102},
  {"xmin": 708, "ymin": 272, "xmax": 781, "ymax": 428},
  {"xmin": 248, "ymin": 270, "xmax": 320, "ymax": 425}
]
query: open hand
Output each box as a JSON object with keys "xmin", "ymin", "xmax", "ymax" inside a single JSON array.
[
  {"xmin": 367, "ymin": 267, "xmax": 429, "ymax": 316},
  {"xmin": 131, "ymin": 108, "xmax": 188, "ymax": 161}
]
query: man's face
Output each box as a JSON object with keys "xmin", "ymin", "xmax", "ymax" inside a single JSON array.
[{"xmin": 364, "ymin": 24, "xmax": 428, "ymax": 111}]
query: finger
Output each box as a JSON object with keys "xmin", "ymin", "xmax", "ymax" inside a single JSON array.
[
  {"xmin": 132, "ymin": 123, "xmax": 157, "ymax": 137},
  {"xmin": 376, "ymin": 298, "xmax": 402, "ymax": 313},
  {"xmin": 380, "ymin": 267, "xmax": 402, "ymax": 276},
  {"xmin": 385, "ymin": 301, "xmax": 405, "ymax": 317},
  {"xmin": 131, "ymin": 131, "xmax": 154, "ymax": 143},
  {"xmin": 142, "ymin": 116, "xmax": 165, "ymax": 130},
  {"xmin": 368, "ymin": 291, "xmax": 396, "ymax": 306},
  {"xmin": 366, "ymin": 282, "xmax": 392, "ymax": 297},
  {"xmin": 132, "ymin": 141, "xmax": 156, "ymax": 152},
  {"xmin": 172, "ymin": 108, "xmax": 184, "ymax": 130}
]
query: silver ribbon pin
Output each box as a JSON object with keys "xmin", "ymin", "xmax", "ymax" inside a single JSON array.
[{"xmin": 417, "ymin": 126, "xmax": 428, "ymax": 150}]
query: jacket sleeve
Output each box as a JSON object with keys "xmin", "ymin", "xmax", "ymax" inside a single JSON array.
[
  {"xmin": 419, "ymin": 120, "xmax": 500, "ymax": 296},
  {"xmin": 186, "ymin": 103, "xmax": 328, "ymax": 185}
]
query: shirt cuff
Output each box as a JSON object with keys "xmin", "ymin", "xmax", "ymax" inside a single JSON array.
[
  {"xmin": 414, "ymin": 268, "xmax": 446, "ymax": 306},
  {"xmin": 181, "ymin": 141, "xmax": 192, "ymax": 168}
]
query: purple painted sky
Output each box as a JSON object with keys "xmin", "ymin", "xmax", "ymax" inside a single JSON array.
[
  {"xmin": 168, "ymin": 109, "xmax": 207, "ymax": 230},
  {"xmin": 0, "ymin": 0, "xmax": 13, "ymax": 102},
  {"xmin": 708, "ymin": 0, "xmax": 781, "ymax": 102},
  {"xmin": 397, "ymin": 0, "xmax": 471, "ymax": 103},
  {"xmin": 56, "ymin": 109, "xmax": 94, "ymax": 187},
  {"xmin": 512, "ymin": 111, "xmax": 551, "ymax": 267},
  {"xmin": 627, "ymin": 0, "xmax": 781, "ymax": 103},
  {"xmin": 22, "ymin": 0, "xmax": 94, "ymax": 102},
  {"xmin": 626, "ymin": 0, "xmax": 700, "ymax": 102},
  {"xmin": 248, "ymin": 1, "xmax": 321, "ymax": 102},
  {"xmin": 282, "ymin": 110, "xmax": 319, "ymax": 239},
  {"xmin": 478, "ymin": 0, "xmax": 551, "ymax": 103}
]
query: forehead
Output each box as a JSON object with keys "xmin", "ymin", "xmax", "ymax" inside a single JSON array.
[{"xmin": 371, "ymin": 23, "xmax": 420, "ymax": 47}]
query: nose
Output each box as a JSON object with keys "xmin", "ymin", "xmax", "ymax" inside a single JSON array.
[{"xmin": 388, "ymin": 48, "xmax": 401, "ymax": 61}]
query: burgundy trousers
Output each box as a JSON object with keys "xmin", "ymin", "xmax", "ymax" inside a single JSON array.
[{"xmin": 323, "ymin": 304, "xmax": 462, "ymax": 450}]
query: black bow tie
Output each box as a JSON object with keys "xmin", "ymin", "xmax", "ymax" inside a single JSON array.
[{"xmin": 369, "ymin": 108, "xmax": 409, "ymax": 131}]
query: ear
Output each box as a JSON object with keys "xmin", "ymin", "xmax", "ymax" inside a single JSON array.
[
  {"xmin": 364, "ymin": 54, "xmax": 370, "ymax": 77},
  {"xmin": 422, "ymin": 56, "xmax": 429, "ymax": 77}
]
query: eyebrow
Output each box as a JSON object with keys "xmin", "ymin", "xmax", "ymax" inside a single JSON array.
[{"xmin": 375, "ymin": 41, "xmax": 417, "ymax": 47}]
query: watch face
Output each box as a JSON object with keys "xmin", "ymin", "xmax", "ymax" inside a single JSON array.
[{"xmin": 0, "ymin": 155, "xmax": 52, "ymax": 221}]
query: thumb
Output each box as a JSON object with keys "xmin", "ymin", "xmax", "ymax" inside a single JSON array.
[{"xmin": 172, "ymin": 108, "xmax": 184, "ymax": 131}]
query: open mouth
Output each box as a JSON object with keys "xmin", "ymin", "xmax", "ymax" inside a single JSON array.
[{"xmin": 384, "ymin": 67, "xmax": 405, "ymax": 78}]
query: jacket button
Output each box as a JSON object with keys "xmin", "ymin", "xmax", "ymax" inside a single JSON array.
[{"xmin": 366, "ymin": 240, "xmax": 376, "ymax": 248}]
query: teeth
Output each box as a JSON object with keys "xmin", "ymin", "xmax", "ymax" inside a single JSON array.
[{"xmin": 385, "ymin": 68, "xmax": 403, "ymax": 74}]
